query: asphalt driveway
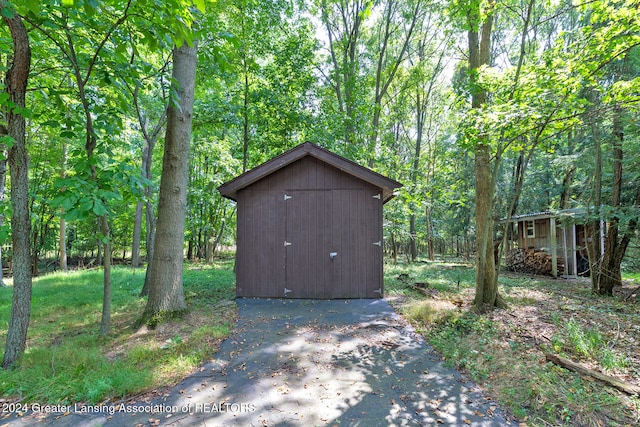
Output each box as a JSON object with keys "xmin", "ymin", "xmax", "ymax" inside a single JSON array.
[{"xmin": 8, "ymin": 299, "xmax": 511, "ymax": 426}]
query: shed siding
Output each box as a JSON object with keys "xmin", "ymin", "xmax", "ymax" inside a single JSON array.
[
  {"xmin": 235, "ymin": 157, "xmax": 383, "ymax": 298},
  {"xmin": 236, "ymin": 189, "xmax": 286, "ymax": 297}
]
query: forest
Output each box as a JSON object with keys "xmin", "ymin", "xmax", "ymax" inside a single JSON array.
[{"xmin": 0, "ymin": 0, "xmax": 638, "ymax": 400}]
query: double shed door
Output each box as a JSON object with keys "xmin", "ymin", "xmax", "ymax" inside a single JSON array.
[{"xmin": 283, "ymin": 189, "xmax": 382, "ymax": 298}]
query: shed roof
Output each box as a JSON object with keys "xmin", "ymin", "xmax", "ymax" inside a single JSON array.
[
  {"xmin": 218, "ymin": 142, "xmax": 403, "ymax": 202},
  {"xmin": 503, "ymin": 208, "xmax": 587, "ymax": 222}
]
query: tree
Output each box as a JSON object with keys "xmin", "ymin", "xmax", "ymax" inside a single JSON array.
[
  {"xmin": 463, "ymin": 0, "xmax": 507, "ymax": 311},
  {"xmin": 366, "ymin": 0, "xmax": 422, "ymax": 165},
  {"xmin": 317, "ymin": 0, "xmax": 369, "ymax": 149},
  {"xmin": 140, "ymin": 40, "xmax": 198, "ymax": 324},
  {"xmin": 1, "ymin": 0, "xmax": 32, "ymax": 368},
  {"xmin": 588, "ymin": 51, "xmax": 640, "ymax": 295}
]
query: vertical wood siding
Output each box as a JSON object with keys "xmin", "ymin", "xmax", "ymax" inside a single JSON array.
[{"xmin": 236, "ymin": 157, "xmax": 384, "ymax": 298}]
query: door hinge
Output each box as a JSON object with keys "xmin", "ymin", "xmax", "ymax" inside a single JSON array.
[
  {"xmin": 372, "ymin": 193, "xmax": 381, "ymax": 199},
  {"xmin": 373, "ymin": 241, "xmax": 382, "ymax": 246},
  {"xmin": 284, "ymin": 241, "xmax": 292, "ymax": 247},
  {"xmin": 373, "ymin": 288, "xmax": 382, "ymax": 295},
  {"xmin": 284, "ymin": 194, "xmax": 292, "ymax": 201}
]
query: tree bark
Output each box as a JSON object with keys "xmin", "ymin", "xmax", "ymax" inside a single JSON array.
[
  {"xmin": 0, "ymin": 149, "xmax": 6, "ymax": 287},
  {"xmin": 59, "ymin": 142, "xmax": 68, "ymax": 272},
  {"xmin": 593, "ymin": 98, "xmax": 637, "ymax": 295},
  {"xmin": 141, "ymin": 41, "xmax": 197, "ymax": 324},
  {"xmin": 2, "ymin": 3, "xmax": 33, "ymax": 369},
  {"xmin": 131, "ymin": 201, "xmax": 143, "ymax": 267},
  {"xmin": 589, "ymin": 56, "xmax": 636, "ymax": 295},
  {"xmin": 467, "ymin": 0, "xmax": 505, "ymax": 312},
  {"xmin": 132, "ymin": 86, "xmax": 164, "ymax": 296},
  {"xmin": 99, "ymin": 216, "xmax": 112, "ymax": 335}
]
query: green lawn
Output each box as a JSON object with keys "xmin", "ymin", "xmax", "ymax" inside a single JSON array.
[{"xmin": 0, "ymin": 261, "xmax": 236, "ymax": 404}]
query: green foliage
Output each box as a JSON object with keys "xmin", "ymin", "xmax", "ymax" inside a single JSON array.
[
  {"xmin": 550, "ymin": 317, "xmax": 630, "ymax": 372},
  {"xmin": 0, "ymin": 262, "xmax": 236, "ymax": 404}
]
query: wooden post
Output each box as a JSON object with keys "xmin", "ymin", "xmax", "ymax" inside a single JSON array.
[
  {"xmin": 562, "ymin": 225, "xmax": 568, "ymax": 276},
  {"xmin": 550, "ymin": 217, "xmax": 557, "ymax": 277},
  {"xmin": 572, "ymin": 223, "xmax": 578, "ymax": 276}
]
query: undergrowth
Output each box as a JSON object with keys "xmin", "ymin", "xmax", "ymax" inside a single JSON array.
[{"xmin": 386, "ymin": 258, "xmax": 640, "ymax": 426}]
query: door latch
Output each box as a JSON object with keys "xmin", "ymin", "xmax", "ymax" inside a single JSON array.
[
  {"xmin": 329, "ymin": 252, "xmax": 338, "ymax": 261},
  {"xmin": 284, "ymin": 288, "xmax": 292, "ymax": 296}
]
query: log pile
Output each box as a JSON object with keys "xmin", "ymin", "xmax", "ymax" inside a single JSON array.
[{"xmin": 506, "ymin": 248, "xmax": 554, "ymax": 276}]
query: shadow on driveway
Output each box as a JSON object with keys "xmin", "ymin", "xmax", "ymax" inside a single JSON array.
[{"xmin": 7, "ymin": 299, "xmax": 513, "ymax": 426}]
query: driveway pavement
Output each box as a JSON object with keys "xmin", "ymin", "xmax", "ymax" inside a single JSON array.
[{"xmin": 6, "ymin": 299, "xmax": 512, "ymax": 426}]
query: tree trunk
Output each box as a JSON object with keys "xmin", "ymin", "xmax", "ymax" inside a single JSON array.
[
  {"xmin": 0, "ymin": 152, "xmax": 6, "ymax": 287},
  {"xmin": 137, "ymin": 108, "xmax": 162, "ymax": 295},
  {"xmin": 2, "ymin": 3, "xmax": 32, "ymax": 369},
  {"xmin": 141, "ymin": 41, "xmax": 197, "ymax": 324},
  {"xmin": 59, "ymin": 142, "xmax": 68, "ymax": 272},
  {"xmin": 99, "ymin": 216, "xmax": 112, "ymax": 335},
  {"xmin": 426, "ymin": 204, "xmax": 435, "ymax": 261},
  {"xmin": 587, "ymin": 94, "xmax": 603, "ymax": 292},
  {"xmin": 140, "ymin": 200, "xmax": 156, "ymax": 296},
  {"xmin": 467, "ymin": 0, "xmax": 505, "ymax": 312},
  {"xmin": 593, "ymin": 93, "xmax": 637, "ymax": 295},
  {"xmin": 131, "ymin": 201, "xmax": 143, "ymax": 267}
]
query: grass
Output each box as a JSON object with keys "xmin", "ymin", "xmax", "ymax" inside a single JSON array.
[
  {"xmin": 385, "ymin": 258, "xmax": 640, "ymax": 426},
  {"xmin": 0, "ymin": 260, "xmax": 236, "ymax": 405}
]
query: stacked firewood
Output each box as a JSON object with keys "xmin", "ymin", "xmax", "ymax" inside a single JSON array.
[{"xmin": 506, "ymin": 248, "xmax": 553, "ymax": 276}]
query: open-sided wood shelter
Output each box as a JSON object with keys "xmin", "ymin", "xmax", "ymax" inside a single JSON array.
[
  {"xmin": 505, "ymin": 209, "xmax": 604, "ymax": 277},
  {"xmin": 218, "ymin": 142, "xmax": 402, "ymax": 299}
]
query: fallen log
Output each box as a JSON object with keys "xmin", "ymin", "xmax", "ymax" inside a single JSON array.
[{"xmin": 545, "ymin": 353, "xmax": 640, "ymax": 395}]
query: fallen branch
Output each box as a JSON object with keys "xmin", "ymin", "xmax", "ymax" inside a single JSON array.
[
  {"xmin": 624, "ymin": 285, "xmax": 640, "ymax": 301},
  {"xmin": 545, "ymin": 353, "xmax": 640, "ymax": 396},
  {"xmin": 407, "ymin": 283, "xmax": 441, "ymax": 299}
]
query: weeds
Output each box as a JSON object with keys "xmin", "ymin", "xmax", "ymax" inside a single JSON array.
[
  {"xmin": 388, "ymin": 259, "xmax": 639, "ymax": 426},
  {"xmin": 548, "ymin": 317, "xmax": 630, "ymax": 373}
]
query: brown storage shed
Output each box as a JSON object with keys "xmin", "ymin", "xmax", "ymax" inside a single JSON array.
[{"xmin": 218, "ymin": 142, "xmax": 402, "ymax": 299}]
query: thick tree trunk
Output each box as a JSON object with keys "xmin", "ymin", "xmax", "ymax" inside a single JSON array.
[
  {"xmin": 2, "ymin": 4, "xmax": 32, "ymax": 369},
  {"xmin": 467, "ymin": 0, "xmax": 505, "ymax": 312},
  {"xmin": 141, "ymin": 41, "xmax": 197, "ymax": 324},
  {"xmin": 593, "ymin": 99, "xmax": 637, "ymax": 295}
]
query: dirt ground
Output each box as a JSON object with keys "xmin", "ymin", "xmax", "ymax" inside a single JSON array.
[
  {"xmin": 448, "ymin": 274, "xmax": 640, "ymax": 425},
  {"xmin": 485, "ymin": 275, "xmax": 640, "ymax": 388}
]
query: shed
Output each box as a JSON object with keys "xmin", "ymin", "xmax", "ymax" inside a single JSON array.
[
  {"xmin": 218, "ymin": 142, "xmax": 402, "ymax": 299},
  {"xmin": 504, "ymin": 209, "xmax": 604, "ymax": 277}
]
